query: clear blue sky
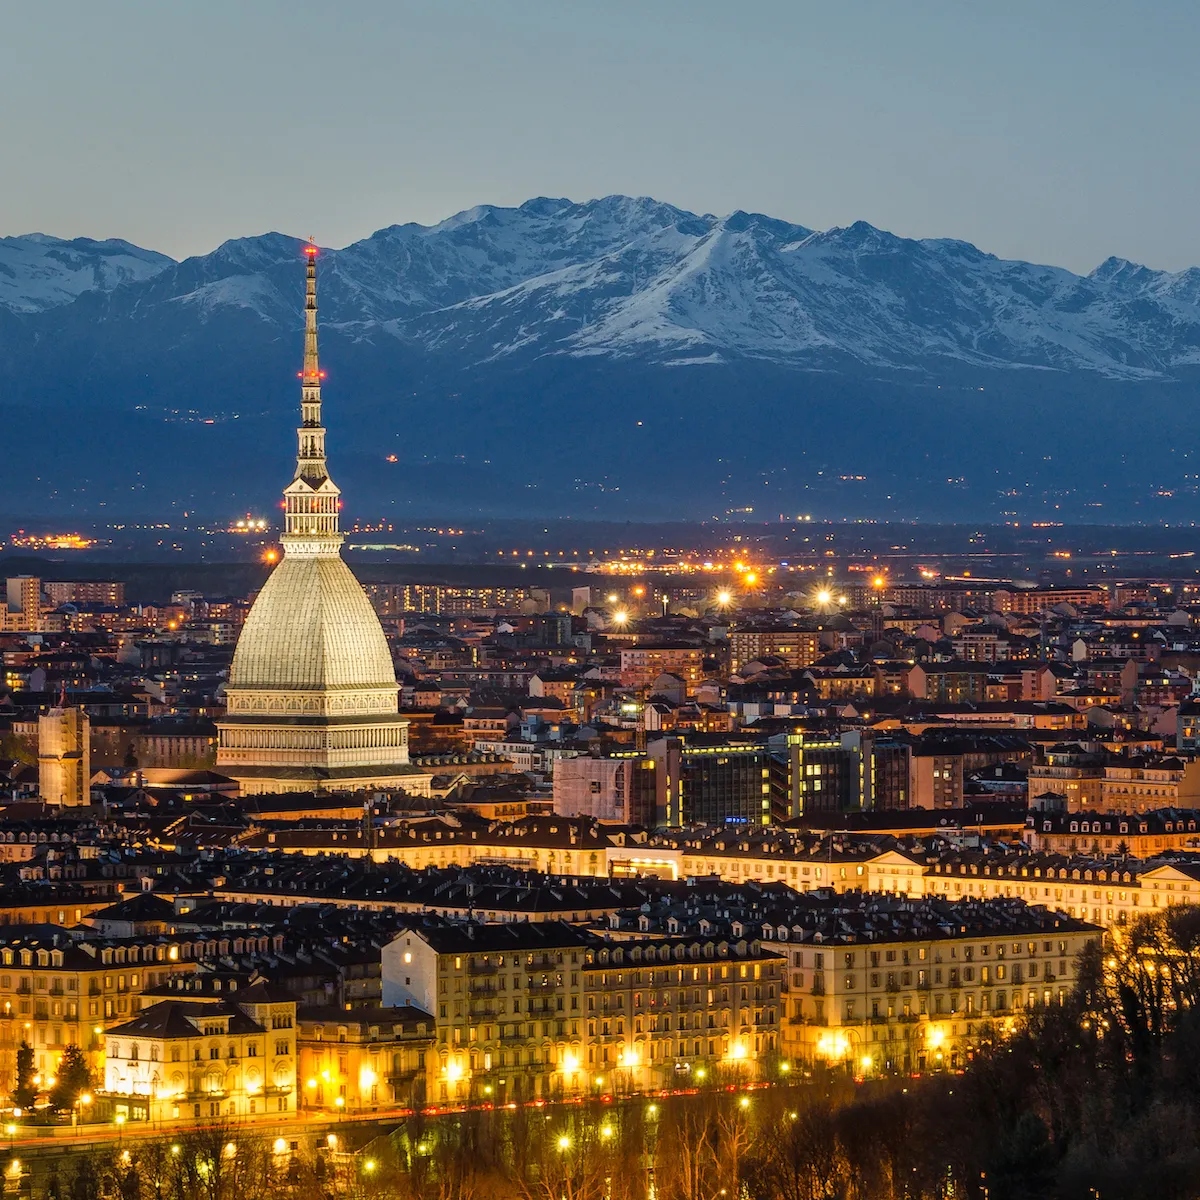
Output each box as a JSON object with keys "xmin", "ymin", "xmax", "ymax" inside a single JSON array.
[{"xmin": 3, "ymin": 0, "xmax": 1197, "ymax": 273}]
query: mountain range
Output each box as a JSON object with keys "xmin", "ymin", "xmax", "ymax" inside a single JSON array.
[{"xmin": 2, "ymin": 196, "xmax": 1198, "ymax": 524}]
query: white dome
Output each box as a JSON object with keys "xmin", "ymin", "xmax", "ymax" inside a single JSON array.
[{"xmin": 229, "ymin": 555, "xmax": 396, "ymax": 694}]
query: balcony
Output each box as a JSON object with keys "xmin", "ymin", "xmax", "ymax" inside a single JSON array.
[
  {"xmin": 467, "ymin": 962, "xmax": 497, "ymax": 977},
  {"xmin": 468, "ymin": 981, "xmax": 497, "ymax": 996}
]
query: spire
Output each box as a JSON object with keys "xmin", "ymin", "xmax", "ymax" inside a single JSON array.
[{"xmin": 282, "ymin": 240, "xmax": 342, "ymax": 554}]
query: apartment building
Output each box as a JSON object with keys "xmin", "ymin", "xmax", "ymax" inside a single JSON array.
[
  {"xmin": 296, "ymin": 1003, "xmax": 433, "ymax": 1113},
  {"xmin": 582, "ymin": 936, "xmax": 783, "ymax": 1089},
  {"xmin": 382, "ymin": 922, "xmax": 594, "ymax": 1103},
  {"xmin": 729, "ymin": 628, "xmax": 822, "ymax": 673},
  {"xmin": 778, "ymin": 901, "xmax": 1098, "ymax": 1072},
  {"xmin": 620, "ymin": 646, "xmax": 707, "ymax": 692},
  {"xmin": 101, "ymin": 977, "xmax": 297, "ymax": 1124}
]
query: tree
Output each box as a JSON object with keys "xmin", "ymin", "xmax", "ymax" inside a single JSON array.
[
  {"xmin": 11, "ymin": 1041, "xmax": 35, "ymax": 1112},
  {"xmin": 48, "ymin": 1045, "xmax": 92, "ymax": 1112}
]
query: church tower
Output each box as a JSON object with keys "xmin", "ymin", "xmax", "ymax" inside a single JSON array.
[{"xmin": 216, "ymin": 243, "xmax": 430, "ymax": 796}]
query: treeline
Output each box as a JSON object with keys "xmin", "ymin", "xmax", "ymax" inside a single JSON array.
[{"xmin": 33, "ymin": 907, "xmax": 1200, "ymax": 1200}]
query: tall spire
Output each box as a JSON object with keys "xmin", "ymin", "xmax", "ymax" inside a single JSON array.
[{"xmin": 282, "ymin": 240, "xmax": 342, "ymax": 554}]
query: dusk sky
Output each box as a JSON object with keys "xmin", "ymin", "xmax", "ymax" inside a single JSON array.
[{"xmin": 4, "ymin": 0, "xmax": 1198, "ymax": 273}]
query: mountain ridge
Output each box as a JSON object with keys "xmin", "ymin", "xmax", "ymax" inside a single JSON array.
[
  {"xmin": 6, "ymin": 196, "xmax": 1200, "ymax": 379},
  {"xmin": 3, "ymin": 196, "xmax": 1200, "ymax": 523}
]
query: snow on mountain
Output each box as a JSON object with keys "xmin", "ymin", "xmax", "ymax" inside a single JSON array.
[
  {"xmin": 6, "ymin": 197, "xmax": 1200, "ymax": 379},
  {"xmin": 358, "ymin": 202, "xmax": 1200, "ymax": 378},
  {"xmin": 0, "ymin": 234, "xmax": 173, "ymax": 313}
]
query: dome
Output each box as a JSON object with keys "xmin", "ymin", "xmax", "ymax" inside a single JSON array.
[{"xmin": 228, "ymin": 555, "xmax": 396, "ymax": 694}]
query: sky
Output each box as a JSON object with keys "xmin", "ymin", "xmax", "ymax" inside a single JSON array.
[{"xmin": 2, "ymin": 0, "xmax": 1198, "ymax": 274}]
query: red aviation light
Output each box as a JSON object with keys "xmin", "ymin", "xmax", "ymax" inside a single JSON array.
[{"xmin": 303, "ymin": 244, "xmax": 318, "ymax": 256}]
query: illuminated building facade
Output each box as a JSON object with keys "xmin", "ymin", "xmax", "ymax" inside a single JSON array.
[
  {"xmin": 728, "ymin": 628, "xmax": 822, "ymax": 673},
  {"xmin": 777, "ymin": 910, "xmax": 1098, "ymax": 1073},
  {"xmin": 102, "ymin": 984, "xmax": 297, "ymax": 1123},
  {"xmin": 296, "ymin": 1005, "xmax": 431, "ymax": 1113},
  {"xmin": 583, "ymin": 937, "xmax": 782, "ymax": 1086},
  {"xmin": 37, "ymin": 706, "xmax": 90, "ymax": 807}
]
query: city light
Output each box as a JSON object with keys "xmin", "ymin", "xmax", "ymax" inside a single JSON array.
[
  {"xmin": 612, "ymin": 610, "xmax": 629, "ymax": 626},
  {"xmin": 816, "ymin": 1032, "xmax": 850, "ymax": 1059},
  {"xmin": 716, "ymin": 590, "xmax": 732, "ymax": 606},
  {"xmin": 273, "ymin": 1138, "xmax": 288, "ymax": 1154},
  {"xmin": 557, "ymin": 1135, "xmax": 571, "ymax": 1151}
]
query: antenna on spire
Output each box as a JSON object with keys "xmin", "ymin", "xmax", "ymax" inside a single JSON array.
[{"xmin": 282, "ymin": 235, "xmax": 342, "ymax": 551}]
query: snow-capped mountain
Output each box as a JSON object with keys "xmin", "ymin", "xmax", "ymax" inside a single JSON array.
[
  {"xmin": 6, "ymin": 197, "xmax": 1200, "ymax": 378},
  {"xmin": 4, "ymin": 196, "xmax": 1200, "ymax": 522},
  {"xmin": 0, "ymin": 234, "xmax": 172, "ymax": 313}
]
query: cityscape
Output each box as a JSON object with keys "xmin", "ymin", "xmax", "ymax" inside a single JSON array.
[{"xmin": 5, "ymin": 3, "xmax": 1200, "ymax": 1198}]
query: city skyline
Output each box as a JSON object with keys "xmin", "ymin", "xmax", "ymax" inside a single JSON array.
[{"xmin": 3, "ymin": 4, "xmax": 1200, "ymax": 1193}]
